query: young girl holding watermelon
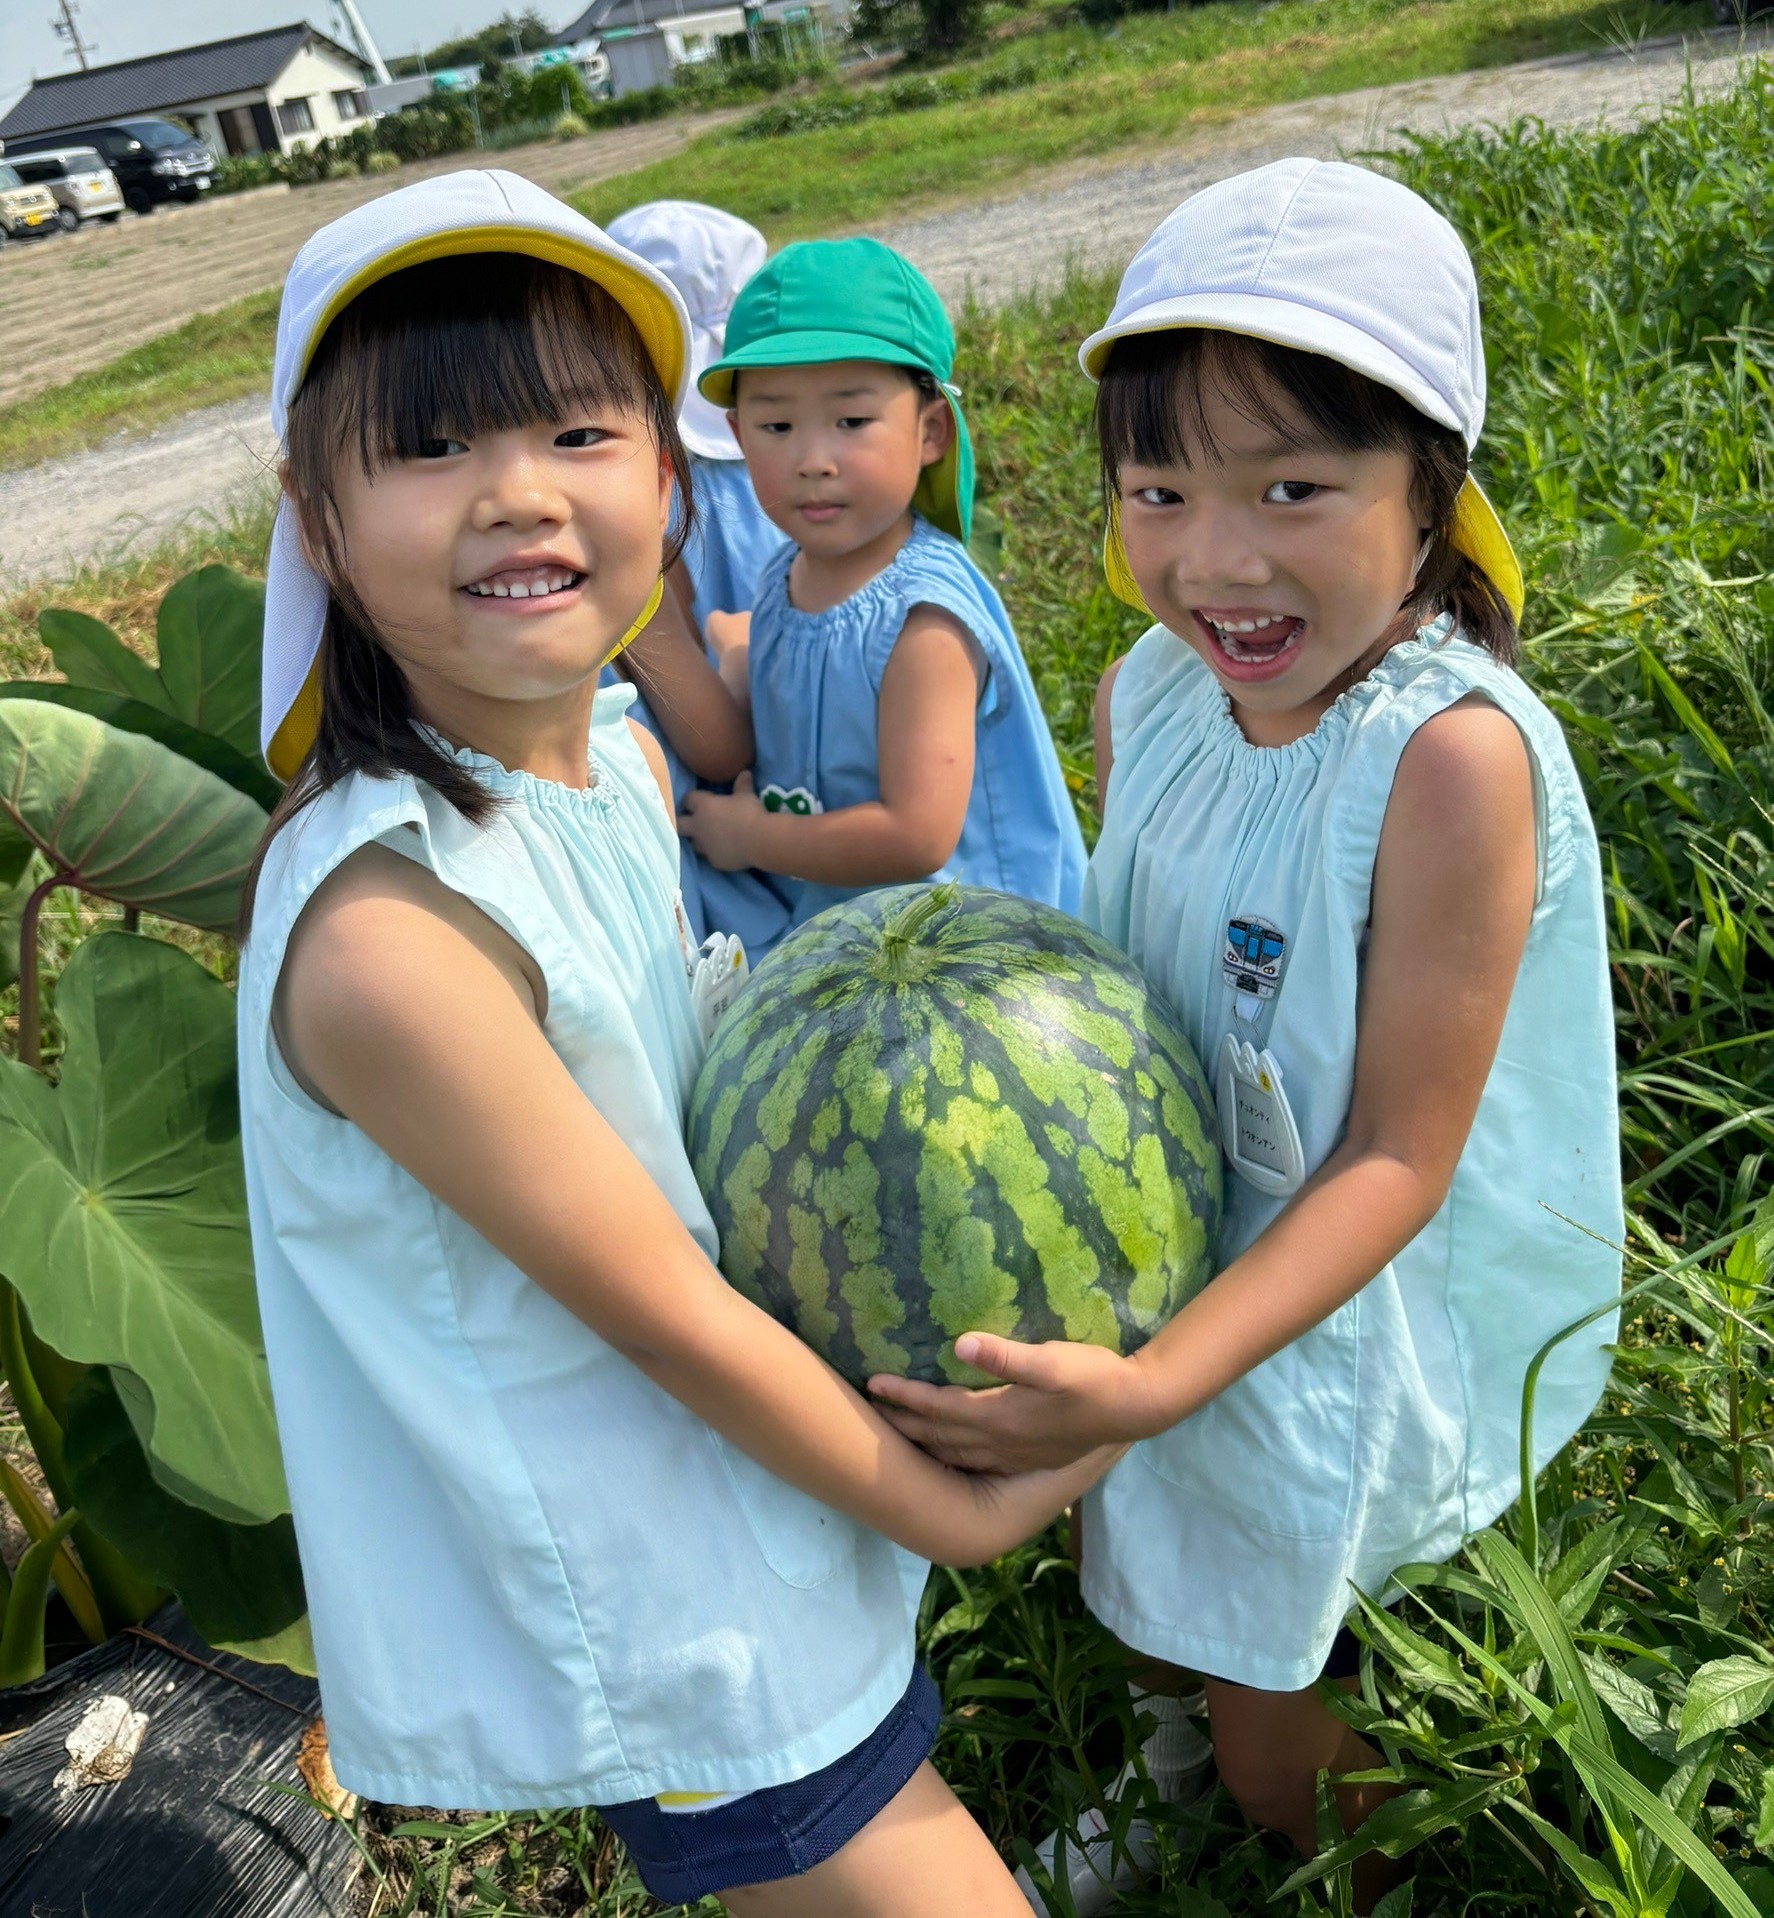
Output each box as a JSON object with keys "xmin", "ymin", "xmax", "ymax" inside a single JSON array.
[
  {"xmin": 870, "ymin": 160, "xmax": 1623, "ymax": 1912},
  {"xmin": 676, "ymin": 236, "xmax": 1087, "ymax": 952},
  {"xmin": 237, "ymin": 171, "xmax": 1117, "ymax": 1915}
]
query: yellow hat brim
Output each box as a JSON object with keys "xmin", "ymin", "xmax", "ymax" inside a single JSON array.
[
  {"xmin": 1101, "ymin": 476, "xmax": 1524, "ymax": 626},
  {"xmin": 301, "ymin": 225, "xmax": 688, "ymax": 403},
  {"xmin": 1449, "ymin": 474, "xmax": 1523, "ymax": 623}
]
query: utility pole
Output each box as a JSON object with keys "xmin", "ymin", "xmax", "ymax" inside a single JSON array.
[
  {"xmin": 50, "ymin": 0, "xmax": 92, "ymax": 70},
  {"xmin": 334, "ymin": 0, "xmax": 393, "ymax": 84}
]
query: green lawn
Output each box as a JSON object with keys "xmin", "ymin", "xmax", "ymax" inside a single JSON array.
[
  {"xmin": 571, "ymin": 0, "xmax": 1714, "ymax": 234},
  {"xmin": 0, "ymin": 0, "xmax": 1716, "ymax": 479},
  {"xmin": 11, "ymin": 60, "xmax": 1774, "ymax": 1918}
]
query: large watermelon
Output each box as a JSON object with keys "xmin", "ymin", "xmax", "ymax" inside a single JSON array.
[{"xmin": 687, "ymin": 883, "xmax": 1222, "ymax": 1387}]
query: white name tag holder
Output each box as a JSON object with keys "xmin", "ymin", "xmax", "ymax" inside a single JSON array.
[
  {"xmin": 691, "ymin": 932, "xmax": 749, "ymax": 1043},
  {"xmin": 1216, "ymin": 1032, "xmax": 1307, "ymax": 1196},
  {"xmin": 1215, "ymin": 914, "xmax": 1308, "ymax": 1197}
]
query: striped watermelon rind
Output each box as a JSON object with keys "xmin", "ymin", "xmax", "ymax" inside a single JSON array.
[{"xmin": 688, "ymin": 883, "xmax": 1222, "ymax": 1387}]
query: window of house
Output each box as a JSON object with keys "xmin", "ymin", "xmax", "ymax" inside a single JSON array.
[
  {"xmin": 275, "ymin": 96, "xmax": 316, "ymax": 136},
  {"xmin": 333, "ymin": 89, "xmax": 368, "ymax": 121}
]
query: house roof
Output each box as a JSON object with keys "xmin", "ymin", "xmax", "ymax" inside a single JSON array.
[
  {"xmin": 551, "ymin": 0, "xmax": 737, "ymax": 42},
  {"xmin": 0, "ymin": 23, "xmax": 372, "ymax": 140}
]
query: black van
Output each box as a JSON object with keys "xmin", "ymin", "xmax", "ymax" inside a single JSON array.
[{"xmin": 4, "ymin": 117, "xmax": 215, "ymax": 215}]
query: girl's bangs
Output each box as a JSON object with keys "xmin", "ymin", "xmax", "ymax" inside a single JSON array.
[
  {"xmin": 1095, "ymin": 328, "xmax": 1425, "ymax": 480},
  {"xmin": 305, "ymin": 253, "xmax": 658, "ymax": 470}
]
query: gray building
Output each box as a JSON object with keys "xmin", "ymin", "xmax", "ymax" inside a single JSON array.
[
  {"xmin": 0, "ymin": 23, "xmax": 375, "ymax": 158},
  {"xmin": 552, "ymin": 0, "xmax": 846, "ymax": 98}
]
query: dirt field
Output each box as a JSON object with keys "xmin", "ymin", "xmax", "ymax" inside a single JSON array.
[{"xmin": 0, "ymin": 113, "xmax": 733, "ymax": 408}]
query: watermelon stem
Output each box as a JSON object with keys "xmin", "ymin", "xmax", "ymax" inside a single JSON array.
[{"xmin": 873, "ymin": 883, "xmax": 959, "ymax": 984}]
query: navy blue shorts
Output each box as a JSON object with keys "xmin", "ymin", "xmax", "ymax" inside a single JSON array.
[{"xmin": 596, "ymin": 1664, "xmax": 941, "ymax": 1902}]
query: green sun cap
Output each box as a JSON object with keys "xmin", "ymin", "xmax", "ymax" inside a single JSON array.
[{"xmin": 699, "ymin": 236, "xmax": 975, "ymax": 541}]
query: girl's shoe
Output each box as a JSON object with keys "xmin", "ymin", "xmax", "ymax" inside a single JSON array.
[{"xmin": 1014, "ymin": 1692, "xmax": 1213, "ymax": 1915}]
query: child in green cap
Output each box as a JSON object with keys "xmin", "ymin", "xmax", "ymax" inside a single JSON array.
[{"xmin": 680, "ymin": 236, "xmax": 1084, "ymax": 944}]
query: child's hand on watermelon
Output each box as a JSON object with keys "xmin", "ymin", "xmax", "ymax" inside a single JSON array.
[{"xmin": 869, "ymin": 1332, "xmax": 1166, "ymax": 1475}]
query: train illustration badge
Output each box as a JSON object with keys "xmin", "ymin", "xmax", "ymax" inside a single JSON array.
[{"xmin": 1222, "ymin": 916, "xmax": 1289, "ymax": 1021}]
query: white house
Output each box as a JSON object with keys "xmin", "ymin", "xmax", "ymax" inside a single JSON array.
[
  {"xmin": 0, "ymin": 23, "xmax": 376, "ymax": 158},
  {"xmin": 549, "ymin": 0, "xmax": 844, "ymax": 98}
]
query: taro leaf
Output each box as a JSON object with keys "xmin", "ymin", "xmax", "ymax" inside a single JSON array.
[
  {"xmin": 0, "ymin": 699, "xmax": 265, "ymax": 931},
  {"xmin": 39, "ymin": 607, "xmax": 165, "ymax": 710},
  {"xmin": 156, "ymin": 566, "xmax": 266, "ymax": 767},
  {"xmin": 0, "ymin": 841, "xmax": 39, "ymax": 994},
  {"xmin": 0, "ymin": 682, "xmax": 282, "ymax": 810},
  {"xmin": 1679, "ymin": 1656, "xmax": 1774, "ymax": 1750},
  {"xmin": 0, "ymin": 930, "xmax": 286, "ymax": 1526},
  {"xmin": 0, "ymin": 819, "xmax": 29, "ymax": 890},
  {"xmin": 65, "ymin": 1368, "xmax": 311, "ymax": 1673}
]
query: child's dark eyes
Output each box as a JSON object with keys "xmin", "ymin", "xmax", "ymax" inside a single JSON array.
[
  {"xmin": 1132, "ymin": 485, "xmax": 1182, "ymax": 507},
  {"xmin": 555, "ymin": 426, "xmax": 608, "ymax": 449},
  {"xmin": 415, "ymin": 436, "xmax": 468, "ymax": 460},
  {"xmin": 1263, "ymin": 480, "xmax": 1320, "ymax": 504},
  {"xmin": 837, "ymin": 415, "xmax": 875, "ymax": 430}
]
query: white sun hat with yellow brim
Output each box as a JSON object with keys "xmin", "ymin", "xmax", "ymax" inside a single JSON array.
[
  {"xmin": 261, "ymin": 168, "xmax": 693, "ymax": 784},
  {"xmin": 1078, "ymin": 157, "xmax": 1523, "ymax": 627}
]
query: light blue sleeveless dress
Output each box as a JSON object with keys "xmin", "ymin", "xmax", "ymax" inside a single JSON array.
[
  {"xmin": 747, "ymin": 515, "xmax": 1086, "ymax": 948},
  {"xmin": 237, "ymin": 685, "xmax": 924, "ymax": 1808},
  {"xmin": 605, "ymin": 456, "xmax": 791, "ymax": 954},
  {"xmin": 1078, "ymin": 620, "xmax": 1622, "ymax": 1690}
]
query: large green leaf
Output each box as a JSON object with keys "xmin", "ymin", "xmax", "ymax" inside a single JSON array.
[
  {"xmin": 0, "ymin": 683, "xmax": 281, "ymax": 810},
  {"xmin": 155, "ymin": 566, "xmax": 267, "ymax": 766},
  {"xmin": 0, "ymin": 931, "xmax": 286, "ymax": 1525},
  {"xmin": 0, "ymin": 699, "xmax": 265, "ymax": 931},
  {"xmin": 64, "ymin": 1369, "xmax": 311, "ymax": 1673},
  {"xmin": 39, "ymin": 606, "xmax": 165, "ymax": 709}
]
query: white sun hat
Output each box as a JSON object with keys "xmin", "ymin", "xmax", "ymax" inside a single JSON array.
[
  {"xmin": 261, "ymin": 168, "xmax": 693, "ymax": 783},
  {"xmin": 1079, "ymin": 157, "xmax": 1522, "ymax": 622},
  {"xmin": 605, "ymin": 201, "xmax": 766, "ymax": 462}
]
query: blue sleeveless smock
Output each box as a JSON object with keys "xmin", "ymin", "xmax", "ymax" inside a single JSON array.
[
  {"xmin": 747, "ymin": 515, "xmax": 1086, "ymax": 947},
  {"xmin": 238, "ymin": 686, "xmax": 924, "ymax": 1808},
  {"xmin": 606, "ymin": 456, "xmax": 791, "ymax": 954},
  {"xmin": 1078, "ymin": 622, "xmax": 1622, "ymax": 1690}
]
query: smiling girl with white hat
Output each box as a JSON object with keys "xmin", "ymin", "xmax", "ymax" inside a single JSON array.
[
  {"xmin": 237, "ymin": 168, "xmax": 1114, "ymax": 1913},
  {"xmin": 869, "ymin": 158, "xmax": 1622, "ymax": 1910}
]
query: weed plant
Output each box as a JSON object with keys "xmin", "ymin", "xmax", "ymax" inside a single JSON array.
[{"xmin": 6, "ymin": 67, "xmax": 1770, "ymax": 1918}]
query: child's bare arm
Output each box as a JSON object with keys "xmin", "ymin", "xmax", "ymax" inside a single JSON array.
[
  {"xmin": 678, "ymin": 604, "xmax": 982, "ymax": 882},
  {"xmin": 276, "ymin": 843, "xmax": 1113, "ymax": 1563},
  {"xmin": 618, "ymin": 563, "xmax": 754, "ymax": 784},
  {"xmin": 871, "ymin": 697, "xmax": 1538, "ymax": 1472}
]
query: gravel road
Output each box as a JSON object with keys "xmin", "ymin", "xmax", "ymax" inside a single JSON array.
[{"xmin": 3, "ymin": 24, "xmax": 1766, "ymax": 586}]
